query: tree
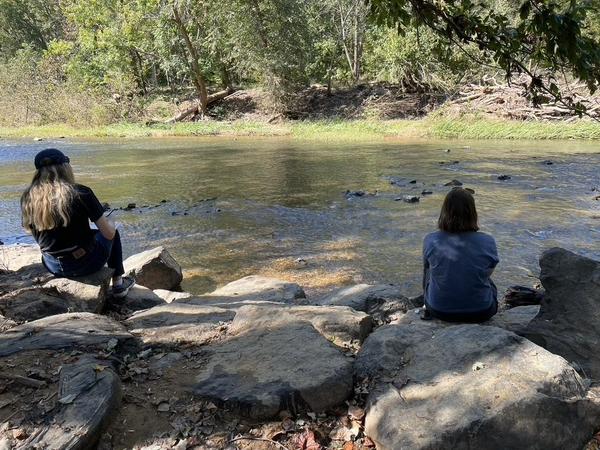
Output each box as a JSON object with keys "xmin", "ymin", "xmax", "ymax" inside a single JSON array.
[
  {"xmin": 370, "ymin": 0, "xmax": 600, "ymax": 115},
  {"xmin": 0, "ymin": 0, "xmax": 66, "ymax": 58}
]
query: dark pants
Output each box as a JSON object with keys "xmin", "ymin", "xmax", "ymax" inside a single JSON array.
[
  {"xmin": 43, "ymin": 230, "xmax": 124, "ymax": 278},
  {"xmin": 425, "ymin": 300, "xmax": 498, "ymax": 323}
]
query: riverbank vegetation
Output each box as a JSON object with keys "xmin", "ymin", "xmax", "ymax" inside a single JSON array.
[
  {"xmin": 1, "ymin": 0, "xmax": 600, "ymax": 135},
  {"xmin": 4, "ymin": 116, "xmax": 600, "ymax": 141}
]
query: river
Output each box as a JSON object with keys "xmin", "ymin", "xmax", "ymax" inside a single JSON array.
[{"xmin": 1, "ymin": 137, "xmax": 599, "ymax": 297}]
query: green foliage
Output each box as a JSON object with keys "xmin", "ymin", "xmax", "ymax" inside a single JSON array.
[
  {"xmin": 370, "ymin": 0, "xmax": 600, "ymax": 115},
  {"xmin": 1, "ymin": 0, "xmax": 600, "ymax": 124}
]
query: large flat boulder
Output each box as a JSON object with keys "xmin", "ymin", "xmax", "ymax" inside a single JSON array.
[
  {"xmin": 229, "ymin": 303, "xmax": 373, "ymax": 347},
  {"xmin": 319, "ymin": 284, "xmax": 422, "ymax": 324},
  {"xmin": 522, "ymin": 248, "xmax": 600, "ymax": 378},
  {"xmin": 124, "ymin": 247, "xmax": 182, "ymax": 290},
  {"xmin": 0, "ymin": 268, "xmax": 113, "ymax": 322},
  {"xmin": 126, "ymin": 303, "xmax": 234, "ymax": 345},
  {"xmin": 0, "ymin": 312, "xmax": 135, "ymax": 357},
  {"xmin": 206, "ymin": 275, "xmax": 307, "ymax": 304},
  {"xmin": 16, "ymin": 356, "xmax": 121, "ymax": 450},
  {"xmin": 194, "ymin": 323, "xmax": 354, "ymax": 419},
  {"xmin": 356, "ymin": 321, "xmax": 600, "ymax": 450}
]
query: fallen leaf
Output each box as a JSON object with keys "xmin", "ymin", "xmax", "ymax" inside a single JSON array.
[
  {"xmin": 293, "ymin": 429, "xmax": 321, "ymax": 450},
  {"xmin": 342, "ymin": 442, "xmax": 356, "ymax": 450},
  {"xmin": 94, "ymin": 365, "xmax": 107, "ymax": 372},
  {"xmin": 363, "ymin": 436, "xmax": 376, "ymax": 447}
]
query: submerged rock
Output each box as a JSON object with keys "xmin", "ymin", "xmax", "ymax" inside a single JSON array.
[
  {"xmin": 498, "ymin": 174, "xmax": 512, "ymax": 180},
  {"xmin": 444, "ymin": 179, "xmax": 463, "ymax": 186},
  {"xmin": 194, "ymin": 322, "xmax": 354, "ymax": 419},
  {"xmin": 522, "ymin": 248, "xmax": 600, "ymax": 379},
  {"xmin": 357, "ymin": 321, "xmax": 600, "ymax": 450},
  {"xmin": 124, "ymin": 246, "xmax": 182, "ymax": 290}
]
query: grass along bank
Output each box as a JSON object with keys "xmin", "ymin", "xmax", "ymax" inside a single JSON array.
[{"xmin": 2, "ymin": 117, "xmax": 600, "ymax": 141}]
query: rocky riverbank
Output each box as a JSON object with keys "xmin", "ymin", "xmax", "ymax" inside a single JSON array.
[{"xmin": 0, "ymin": 244, "xmax": 599, "ymax": 450}]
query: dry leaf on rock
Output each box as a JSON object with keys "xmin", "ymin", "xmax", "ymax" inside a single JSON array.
[{"xmin": 293, "ymin": 429, "xmax": 321, "ymax": 450}]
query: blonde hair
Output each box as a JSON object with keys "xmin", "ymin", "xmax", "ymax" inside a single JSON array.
[{"xmin": 21, "ymin": 163, "xmax": 77, "ymax": 232}]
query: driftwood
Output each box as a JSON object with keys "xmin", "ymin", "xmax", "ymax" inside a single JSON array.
[
  {"xmin": 445, "ymin": 74, "xmax": 600, "ymax": 120},
  {"xmin": 166, "ymin": 87, "xmax": 235, "ymax": 123},
  {"xmin": 18, "ymin": 356, "xmax": 121, "ymax": 450},
  {"xmin": 0, "ymin": 312, "xmax": 135, "ymax": 357},
  {"xmin": 0, "ymin": 373, "xmax": 47, "ymax": 388}
]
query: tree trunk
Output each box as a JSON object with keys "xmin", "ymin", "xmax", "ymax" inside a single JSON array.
[
  {"xmin": 165, "ymin": 87, "xmax": 234, "ymax": 123},
  {"xmin": 172, "ymin": 4, "xmax": 208, "ymax": 116}
]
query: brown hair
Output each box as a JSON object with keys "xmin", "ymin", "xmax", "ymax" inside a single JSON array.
[{"xmin": 438, "ymin": 188, "xmax": 479, "ymax": 233}]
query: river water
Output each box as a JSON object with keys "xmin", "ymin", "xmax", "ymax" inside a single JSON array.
[{"xmin": 1, "ymin": 137, "xmax": 599, "ymax": 297}]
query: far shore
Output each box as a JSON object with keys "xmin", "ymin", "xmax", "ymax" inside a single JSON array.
[{"xmin": 2, "ymin": 117, "xmax": 600, "ymax": 141}]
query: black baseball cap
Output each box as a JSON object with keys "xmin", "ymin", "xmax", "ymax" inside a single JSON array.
[{"xmin": 34, "ymin": 148, "xmax": 70, "ymax": 170}]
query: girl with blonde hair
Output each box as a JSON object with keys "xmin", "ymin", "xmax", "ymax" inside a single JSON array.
[{"xmin": 21, "ymin": 149, "xmax": 134, "ymax": 298}]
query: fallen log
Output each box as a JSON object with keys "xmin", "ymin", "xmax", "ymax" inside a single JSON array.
[{"xmin": 166, "ymin": 87, "xmax": 235, "ymax": 123}]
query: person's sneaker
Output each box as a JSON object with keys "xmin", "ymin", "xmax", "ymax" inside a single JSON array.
[{"xmin": 112, "ymin": 276, "xmax": 135, "ymax": 299}]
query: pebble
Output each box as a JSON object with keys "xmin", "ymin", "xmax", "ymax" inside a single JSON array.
[
  {"xmin": 33, "ymin": 137, "xmax": 43, "ymax": 142},
  {"xmin": 444, "ymin": 179, "xmax": 463, "ymax": 186},
  {"xmin": 497, "ymin": 175, "xmax": 512, "ymax": 181},
  {"xmin": 421, "ymin": 190, "xmax": 433, "ymax": 196},
  {"xmin": 396, "ymin": 195, "xmax": 420, "ymax": 203}
]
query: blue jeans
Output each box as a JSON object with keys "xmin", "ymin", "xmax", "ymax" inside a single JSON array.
[{"xmin": 42, "ymin": 230, "xmax": 124, "ymax": 278}]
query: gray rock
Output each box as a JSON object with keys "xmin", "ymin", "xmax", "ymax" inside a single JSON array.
[
  {"xmin": 522, "ymin": 248, "xmax": 600, "ymax": 379},
  {"xmin": 487, "ymin": 305, "xmax": 540, "ymax": 334},
  {"xmin": 0, "ymin": 312, "xmax": 135, "ymax": 357},
  {"xmin": 229, "ymin": 304, "xmax": 373, "ymax": 346},
  {"xmin": 206, "ymin": 275, "xmax": 306, "ymax": 304},
  {"xmin": 17, "ymin": 356, "xmax": 121, "ymax": 450},
  {"xmin": 126, "ymin": 303, "xmax": 234, "ymax": 345},
  {"xmin": 124, "ymin": 247, "xmax": 182, "ymax": 290},
  {"xmin": 320, "ymin": 284, "xmax": 421, "ymax": 324},
  {"xmin": 153, "ymin": 289, "xmax": 192, "ymax": 303},
  {"xmin": 357, "ymin": 322, "xmax": 600, "ymax": 450},
  {"xmin": 0, "ymin": 268, "xmax": 113, "ymax": 322},
  {"xmin": 111, "ymin": 285, "xmax": 166, "ymax": 313},
  {"xmin": 194, "ymin": 323, "xmax": 353, "ymax": 419}
]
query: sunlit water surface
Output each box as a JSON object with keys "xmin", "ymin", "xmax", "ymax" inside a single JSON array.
[{"xmin": 1, "ymin": 137, "xmax": 599, "ymax": 297}]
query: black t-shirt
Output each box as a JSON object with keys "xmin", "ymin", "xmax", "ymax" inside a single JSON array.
[{"xmin": 31, "ymin": 184, "xmax": 106, "ymax": 254}]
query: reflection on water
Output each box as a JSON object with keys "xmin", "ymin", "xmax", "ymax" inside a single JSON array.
[{"xmin": 1, "ymin": 137, "xmax": 599, "ymax": 296}]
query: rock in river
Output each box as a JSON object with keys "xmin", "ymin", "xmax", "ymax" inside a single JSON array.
[
  {"xmin": 522, "ymin": 248, "xmax": 600, "ymax": 379},
  {"xmin": 124, "ymin": 246, "xmax": 183, "ymax": 290},
  {"xmin": 356, "ymin": 321, "xmax": 600, "ymax": 450}
]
